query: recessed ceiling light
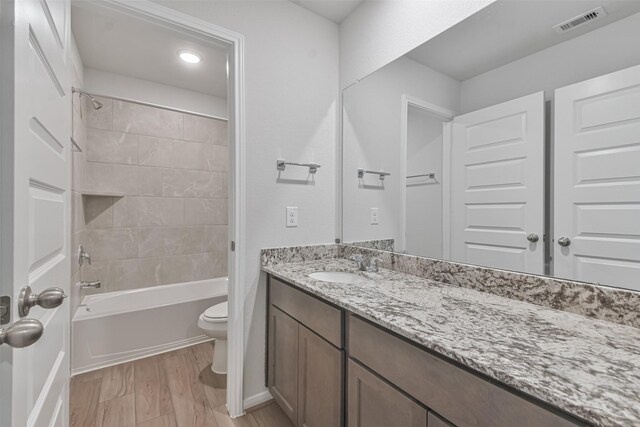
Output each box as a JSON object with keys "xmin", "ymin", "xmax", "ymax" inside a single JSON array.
[{"xmin": 178, "ymin": 50, "xmax": 201, "ymax": 64}]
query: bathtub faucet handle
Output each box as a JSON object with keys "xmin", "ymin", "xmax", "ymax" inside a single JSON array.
[
  {"xmin": 78, "ymin": 281, "xmax": 101, "ymax": 289},
  {"xmin": 78, "ymin": 245, "xmax": 91, "ymax": 266}
]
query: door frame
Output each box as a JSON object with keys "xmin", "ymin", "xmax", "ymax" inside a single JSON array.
[
  {"xmin": 0, "ymin": 0, "xmax": 13, "ymax": 425},
  {"xmin": 399, "ymin": 95, "xmax": 455, "ymax": 254},
  {"xmin": 77, "ymin": 0, "xmax": 247, "ymax": 417}
]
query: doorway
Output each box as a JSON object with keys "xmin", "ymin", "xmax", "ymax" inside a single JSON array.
[
  {"xmin": 400, "ymin": 96, "xmax": 455, "ymax": 256},
  {"xmin": 0, "ymin": 0, "xmax": 247, "ymax": 424}
]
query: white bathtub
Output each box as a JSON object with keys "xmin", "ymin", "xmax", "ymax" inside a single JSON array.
[{"xmin": 71, "ymin": 277, "xmax": 227, "ymax": 375}]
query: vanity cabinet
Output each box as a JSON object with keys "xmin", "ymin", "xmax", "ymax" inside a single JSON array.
[
  {"xmin": 266, "ymin": 275, "xmax": 587, "ymax": 427},
  {"xmin": 267, "ymin": 277, "xmax": 344, "ymax": 427}
]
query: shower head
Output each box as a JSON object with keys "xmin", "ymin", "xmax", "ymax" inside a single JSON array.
[
  {"xmin": 90, "ymin": 98, "xmax": 103, "ymax": 110},
  {"xmin": 72, "ymin": 88, "xmax": 103, "ymax": 110}
]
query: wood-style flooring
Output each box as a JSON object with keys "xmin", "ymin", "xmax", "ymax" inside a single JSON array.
[{"xmin": 70, "ymin": 342, "xmax": 294, "ymax": 427}]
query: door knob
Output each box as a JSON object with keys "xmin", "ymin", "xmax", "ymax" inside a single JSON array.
[
  {"xmin": 558, "ymin": 237, "xmax": 571, "ymax": 247},
  {"xmin": 18, "ymin": 286, "xmax": 67, "ymax": 317},
  {"xmin": 0, "ymin": 318, "xmax": 44, "ymax": 348},
  {"xmin": 527, "ymin": 233, "xmax": 539, "ymax": 243}
]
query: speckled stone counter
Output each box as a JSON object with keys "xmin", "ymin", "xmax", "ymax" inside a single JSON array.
[{"xmin": 261, "ymin": 258, "xmax": 640, "ymax": 427}]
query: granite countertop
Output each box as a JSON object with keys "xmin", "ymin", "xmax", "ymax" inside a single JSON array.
[{"xmin": 262, "ymin": 258, "xmax": 640, "ymax": 427}]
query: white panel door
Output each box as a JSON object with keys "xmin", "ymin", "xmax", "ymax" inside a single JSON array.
[
  {"xmin": 554, "ymin": 64, "xmax": 640, "ymax": 290},
  {"xmin": 451, "ymin": 92, "xmax": 544, "ymax": 274},
  {"xmin": 0, "ymin": 0, "xmax": 71, "ymax": 426}
]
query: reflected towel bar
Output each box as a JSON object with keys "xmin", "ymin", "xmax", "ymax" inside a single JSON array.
[
  {"xmin": 277, "ymin": 159, "xmax": 321, "ymax": 174},
  {"xmin": 358, "ymin": 168, "xmax": 391, "ymax": 181},
  {"xmin": 406, "ymin": 173, "xmax": 436, "ymax": 179}
]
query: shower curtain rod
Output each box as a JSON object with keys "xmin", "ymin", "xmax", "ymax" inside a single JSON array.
[{"xmin": 72, "ymin": 89, "xmax": 228, "ymax": 122}]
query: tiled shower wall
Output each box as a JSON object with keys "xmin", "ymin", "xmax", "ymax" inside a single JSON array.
[{"xmin": 72, "ymin": 96, "xmax": 228, "ymax": 295}]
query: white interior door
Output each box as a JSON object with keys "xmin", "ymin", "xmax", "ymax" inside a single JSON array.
[
  {"xmin": 1, "ymin": 0, "xmax": 71, "ymax": 426},
  {"xmin": 451, "ymin": 92, "xmax": 544, "ymax": 274},
  {"xmin": 554, "ymin": 64, "xmax": 640, "ymax": 290}
]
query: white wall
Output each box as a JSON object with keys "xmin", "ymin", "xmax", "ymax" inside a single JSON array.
[
  {"xmin": 405, "ymin": 107, "xmax": 443, "ymax": 258},
  {"xmin": 343, "ymin": 57, "xmax": 458, "ymax": 244},
  {"xmin": 460, "ymin": 11, "xmax": 640, "ymax": 113},
  {"xmin": 153, "ymin": 0, "xmax": 339, "ymax": 403},
  {"xmin": 339, "ymin": 0, "xmax": 494, "ymax": 88},
  {"xmin": 83, "ymin": 67, "xmax": 228, "ymax": 119}
]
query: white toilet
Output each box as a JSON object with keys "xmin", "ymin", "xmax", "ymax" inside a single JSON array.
[{"xmin": 198, "ymin": 301, "xmax": 228, "ymax": 374}]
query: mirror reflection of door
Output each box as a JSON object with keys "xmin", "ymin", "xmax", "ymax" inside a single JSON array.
[
  {"xmin": 554, "ymin": 64, "xmax": 640, "ymax": 291},
  {"xmin": 450, "ymin": 92, "xmax": 545, "ymax": 275}
]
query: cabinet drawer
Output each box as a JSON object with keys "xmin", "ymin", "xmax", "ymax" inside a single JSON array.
[
  {"xmin": 270, "ymin": 277, "xmax": 342, "ymax": 347},
  {"xmin": 348, "ymin": 315, "xmax": 584, "ymax": 427}
]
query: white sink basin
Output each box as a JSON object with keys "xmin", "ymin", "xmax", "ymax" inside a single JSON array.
[{"xmin": 308, "ymin": 271, "xmax": 366, "ymax": 284}]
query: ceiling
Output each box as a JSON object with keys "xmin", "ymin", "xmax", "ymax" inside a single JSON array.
[
  {"xmin": 407, "ymin": 0, "xmax": 640, "ymax": 81},
  {"xmin": 290, "ymin": 0, "xmax": 364, "ymax": 23},
  {"xmin": 71, "ymin": 4, "xmax": 228, "ymax": 98}
]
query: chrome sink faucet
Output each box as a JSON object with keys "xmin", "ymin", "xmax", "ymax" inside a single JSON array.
[
  {"xmin": 350, "ymin": 254, "xmax": 367, "ymax": 271},
  {"xmin": 350, "ymin": 254, "xmax": 382, "ymax": 273},
  {"xmin": 367, "ymin": 257, "xmax": 382, "ymax": 273}
]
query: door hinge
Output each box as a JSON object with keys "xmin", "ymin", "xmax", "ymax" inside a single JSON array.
[
  {"xmin": 230, "ymin": 241, "xmax": 236, "ymax": 252},
  {"xmin": 0, "ymin": 296, "xmax": 10, "ymax": 325}
]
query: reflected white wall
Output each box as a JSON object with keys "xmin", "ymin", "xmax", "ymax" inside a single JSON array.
[{"xmin": 342, "ymin": 57, "xmax": 459, "ymax": 244}]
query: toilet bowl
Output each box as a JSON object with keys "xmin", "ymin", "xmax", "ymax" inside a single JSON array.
[{"xmin": 198, "ymin": 301, "xmax": 228, "ymax": 374}]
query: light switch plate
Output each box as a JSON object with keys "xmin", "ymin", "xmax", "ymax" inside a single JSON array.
[
  {"xmin": 370, "ymin": 208, "xmax": 379, "ymax": 225},
  {"xmin": 286, "ymin": 207, "xmax": 298, "ymax": 228}
]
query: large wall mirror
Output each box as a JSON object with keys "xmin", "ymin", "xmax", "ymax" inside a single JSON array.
[{"xmin": 342, "ymin": 0, "xmax": 640, "ymax": 291}]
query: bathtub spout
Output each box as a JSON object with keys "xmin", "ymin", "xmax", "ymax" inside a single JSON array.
[{"xmin": 78, "ymin": 280, "xmax": 101, "ymax": 289}]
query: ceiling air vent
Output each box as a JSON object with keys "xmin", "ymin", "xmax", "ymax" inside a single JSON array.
[{"xmin": 553, "ymin": 6, "xmax": 607, "ymax": 34}]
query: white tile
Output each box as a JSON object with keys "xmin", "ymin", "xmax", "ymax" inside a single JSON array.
[
  {"xmin": 162, "ymin": 169, "xmax": 227, "ymax": 198},
  {"xmin": 138, "ymin": 135, "xmax": 204, "ymax": 170},
  {"xmin": 113, "ymin": 197, "xmax": 184, "ymax": 227},
  {"xmin": 81, "ymin": 228, "xmax": 138, "ymax": 261},
  {"xmin": 184, "ymin": 198, "xmax": 228, "ymax": 225},
  {"xmin": 82, "ymin": 258, "xmax": 162, "ymax": 292},
  {"xmin": 161, "ymin": 252, "xmax": 222, "ymax": 285},
  {"xmin": 86, "ymin": 129, "xmax": 138, "ymax": 165},
  {"xmin": 85, "ymin": 96, "xmax": 113, "ymax": 131},
  {"xmin": 113, "ymin": 101, "xmax": 183, "ymax": 139},
  {"xmin": 204, "ymin": 144, "xmax": 229, "ymax": 172},
  {"xmin": 84, "ymin": 163, "xmax": 163, "ymax": 196},
  {"xmin": 183, "ymin": 115, "xmax": 227, "ymax": 145},
  {"xmin": 138, "ymin": 226, "xmax": 226, "ymax": 258}
]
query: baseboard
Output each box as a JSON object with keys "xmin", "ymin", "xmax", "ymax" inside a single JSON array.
[{"xmin": 243, "ymin": 389, "xmax": 273, "ymax": 412}]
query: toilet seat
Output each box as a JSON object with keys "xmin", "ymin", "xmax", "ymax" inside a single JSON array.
[{"xmin": 202, "ymin": 302, "xmax": 228, "ymax": 323}]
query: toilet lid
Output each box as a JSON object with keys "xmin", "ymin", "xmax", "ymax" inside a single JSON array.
[{"xmin": 203, "ymin": 302, "xmax": 228, "ymax": 320}]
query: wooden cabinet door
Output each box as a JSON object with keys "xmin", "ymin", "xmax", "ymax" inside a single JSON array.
[
  {"xmin": 428, "ymin": 411, "xmax": 455, "ymax": 427},
  {"xmin": 348, "ymin": 359, "xmax": 427, "ymax": 427},
  {"xmin": 298, "ymin": 325, "xmax": 343, "ymax": 427},
  {"xmin": 268, "ymin": 306, "xmax": 299, "ymax": 424}
]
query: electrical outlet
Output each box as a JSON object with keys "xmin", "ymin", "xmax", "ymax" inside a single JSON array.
[
  {"xmin": 286, "ymin": 207, "xmax": 298, "ymax": 228},
  {"xmin": 370, "ymin": 208, "xmax": 379, "ymax": 225}
]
